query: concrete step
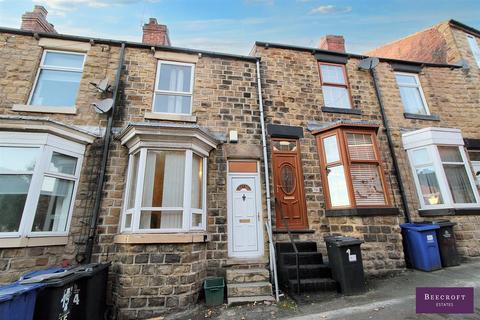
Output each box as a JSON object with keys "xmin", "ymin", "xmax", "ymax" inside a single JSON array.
[
  {"xmin": 276, "ymin": 241, "xmax": 318, "ymax": 253},
  {"xmin": 279, "ymin": 252, "xmax": 324, "ymax": 265},
  {"xmin": 227, "ymin": 281, "xmax": 273, "ymax": 298},
  {"xmin": 287, "ymin": 277, "xmax": 338, "ymax": 292},
  {"xmin": 226, "ymin": 268, "xmax": 270, "ymax": 284},
  {"xmin": 227, "ymin": 295, "xmax": 275, "ymax": 306},
  {"xmin": 280, "ymin": 264, "xmax": 332, "ymax": 280}
]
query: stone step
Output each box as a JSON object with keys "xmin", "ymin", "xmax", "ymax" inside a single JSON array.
[
  {"xmin": 276, "ymin": 241, "xmax": 318, "ymax": 253},
  {"xmin": 227, "ymin": 295, "xmax": 275, "ymax": 306},
  {"xmin": 278, "ymin": 252, "xmax": 324, "ymax": 265},
  {"xmin": 227, "ymin": 281, "xmax": 273, "ymax": 298},
  {"xmin": 287, "ymin": 277, "xmax": 338, "ymax": 292},
  {"xmin": 280, "ymin": 264, "xmax": 332, "ymax": 280},
  {"xmin": 226, "ymin": 268, "xmax": 270, "ymax": 284}
]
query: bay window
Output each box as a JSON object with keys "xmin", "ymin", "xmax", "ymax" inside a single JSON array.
[
  {"xmin": 402, "ymin": 128, "xmax": 480, "ymax": 210},
  {"xmin": 0, "ymin": 133, "xmax": 83, "ymax": 237},
  {"xmin": 121, "ymin": 148, "xmax": 206, "ymax": 232},
  {"xmin": 314, "ymin": 124, "xmax": 390, "ymax": 209}
]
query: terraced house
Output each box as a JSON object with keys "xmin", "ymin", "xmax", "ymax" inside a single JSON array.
[{"xmin": 0, "ymin": 5, "xmax": 480, "ymax": 320}]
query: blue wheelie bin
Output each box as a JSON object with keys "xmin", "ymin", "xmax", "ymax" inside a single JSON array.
[
  {"xmin": 400, "ymin": 223, "xmax": 442, "ymax": 271},
  {"xmin": 0, "ymin": 282, "xmax": 46, "ymax": 320}
]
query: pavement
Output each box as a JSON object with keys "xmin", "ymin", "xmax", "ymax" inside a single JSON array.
[{"xmin": 173, "ymin": 259, "xmax": 480, "ymax": 320}]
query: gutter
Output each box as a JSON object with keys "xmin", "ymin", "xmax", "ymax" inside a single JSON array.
[
  {"xmin": 254, "ymin": 41, "xmax": 462, "ymax": 68},
  {"xmin": 369, "ymin": 66, "xmax": 411, "ymax": 223},
  {"xmin": 84, "ymin": 42, "xmax": 126, "ymax": 263},
  {"xmin": 0, "ymin": 27, "xmax": 257, "ymax": 62},
  {"xmin": 256, "ymin": 59, "xmax": 279, "ymax": 301}
]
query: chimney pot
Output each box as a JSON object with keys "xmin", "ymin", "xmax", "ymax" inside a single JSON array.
[
  {"xmin": 318, "ymin": 35, "xmax": 345, "ymax": 53},
  {"xmin": 21, "ymin": 5, "xmax": 56, "ymax": 33},
  {"xmin": 142, "ymin": 18, "xmax": 171, "ymax": 46}
]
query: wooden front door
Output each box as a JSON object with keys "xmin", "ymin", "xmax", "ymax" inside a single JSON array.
[{"xmin": 271, "ymin": 138, "xmax": 308, "ymax": 230}]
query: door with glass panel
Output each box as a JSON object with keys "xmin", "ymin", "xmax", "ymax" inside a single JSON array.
[{"xmin": 271, "ymin": 138, "xmax": 308, "ymax": 230}]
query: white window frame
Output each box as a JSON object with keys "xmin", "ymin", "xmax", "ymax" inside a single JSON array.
[
  {"xmin": 395, "ymin": 72, "xmax": 430, "ymax": 115},
  {"xmin": 0, "ymin": 132, "xmax": 84, "ymax": 238},
  {"xmin": 468, "ymin": 150, "xmax": 480, "ymax": 185},
  {"xmin": 466, "ymin": 34, "xmax": 480, "ymax": 68},
  {"xmin": 27, "ymin": 50, "xmax": 86, "ymax": 108},
  {"xmin": 152, "ymin": 60, "xmax": 195, "ymax": 116},
  {"xmin": 120, "ymin": 148, "xmax": 207, "ymax": 233},
  {"xmin": 403, "ymin": 128, "xmax": 480, "ymax": 210}
]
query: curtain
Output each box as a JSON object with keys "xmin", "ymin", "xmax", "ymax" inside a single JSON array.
[
  {"xmin": 417, "ymin": 167, "xmax": 443, "ymax": 205},
  {"xmin": 167, "ymin": 68, "xmax": 185, "ymax": 113},
  {"xmin": 443, "ymin": 165, "xmax": 476, "ymax": 203},
  {"xmin": 160, "ymin": 152, "xmax": 185, "ymax": 228}
]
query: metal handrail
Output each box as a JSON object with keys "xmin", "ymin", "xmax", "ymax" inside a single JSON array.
[{"xmin": 275, "ymin": 198, "xmax": 301, "ymax": 294}]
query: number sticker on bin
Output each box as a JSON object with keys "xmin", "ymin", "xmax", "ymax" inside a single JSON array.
[
  {"xmin": 426, "ymin": 235, "xmax": 434, "ymax": 242},
  {"xmin": 346, "ymin": 249, "xmax": 357, "ymax": 262}
]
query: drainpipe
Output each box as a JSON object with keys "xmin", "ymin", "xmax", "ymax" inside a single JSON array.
[
  {"xmin": 256, "ymin": 59, "xmax": 279, "ymax": 301},
  {"xmin": 85, "ymin": 43, "xmax": 126, "ymax": 263},
  {"xmin": 370, "ymin": 67, "xmax": 411, "ymax": 223}
]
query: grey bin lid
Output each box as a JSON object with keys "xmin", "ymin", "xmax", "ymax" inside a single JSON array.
[
  {"xmin": 324, "ymin": 236, "xmax": 364, "ymax": 247},
  {"xmin": 417, "ymin": 220, "xmax": 457, "ymax": 227}
]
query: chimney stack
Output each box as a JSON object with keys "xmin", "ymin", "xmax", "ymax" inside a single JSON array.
[
  {"xmin": 318, "ymin": 35, "xmax": 345, "ymax": 53},
  {"xmin": 142, "ymin": 18, "xmax": 171, "ymax": 46},
  {"xmin": 21, "ymin": 5, "xmax": 56, "ymax": 33}
]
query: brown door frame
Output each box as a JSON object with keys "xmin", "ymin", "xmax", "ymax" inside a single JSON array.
[{"xmin": 271, "ymin": 138, "xmax": 309, "ymax": 230}]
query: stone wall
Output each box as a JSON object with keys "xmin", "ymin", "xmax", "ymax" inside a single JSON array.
[
  {"xmin": 0, "ymin": 32, "xmax": 119, "ymax": 282},
  {"xmin": 111, "ymin": 243, "xmax": 206, "ymax": 319},
  {"xmin": 255, "ymin": 45, "xmax": 406, "ymax": 276},
  {"xmin": 89, "ymin": 47, "xmax": 266, "ymax": 318},
  {"xmin": 375, "ymin": 61, "xmax": 480, "ymax": 257}
]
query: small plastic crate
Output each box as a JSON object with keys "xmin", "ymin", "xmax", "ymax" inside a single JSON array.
[{"xmin": 204, "ymin": 277, "xmax": 224, "ymax": 306}]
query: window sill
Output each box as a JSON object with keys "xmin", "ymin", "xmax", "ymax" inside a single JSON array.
[
  {"xmin": 273, "ymin": 229, "xmax": 315, "ymax": 234},
  {"xmin": 419, "ymin": 207, "xmax": 480, "ymax": 217},
  {"xmin": 403, "ymin": 113, "xmax": 440, "ymax": 121},
  {"xmin": 321, "ymin": 106, "xmax": 362, "ymax": 115},
  {"xmin": 325, "ymin": 207, "xmax": 400, "ymax": 217},
  {"xmin": 13, "ymin": 104, "xmax": 77, "ymax": 115},
  {"xmin": 0, "ymin": 236, "xmax": 68, "ymax": 248},
  {"xmin": 114, "ymin": 232, "xmax": 209, "ymax": 244},
  {"xmin": 144, "ymin": 112, "xmax": 197, "ymax": 122}
]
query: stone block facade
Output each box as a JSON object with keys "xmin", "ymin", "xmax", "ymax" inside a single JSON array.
[
  {"xmin": 1, "ymin": 14, "xmax": 480, "ymax": 320},
  {"xmin": 254, "ymin": 45, "xmax": 407, "ymax": 277}
]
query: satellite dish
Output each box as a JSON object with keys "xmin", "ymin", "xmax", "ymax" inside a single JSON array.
[
  {"xmin": 358, "ymin": 57, "xmax": 380, "ymax": 70},
  {"xmin": 91, "ymin": 98, "xmax": 113, "ymax": 114}
]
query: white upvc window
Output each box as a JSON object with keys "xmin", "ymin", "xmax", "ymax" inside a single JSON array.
[
  {"xmin": 152, "ymin": 60, "xmax": 195, "ymax": 115},
  {"xmin": 121, "ymin": 148, "xmax": 207, "ymax": 233},
  {"xmin": 0, "ymin": 132, "xmax": 83, "ymax": 238},
  {"xmin": 403, "ymin": 128, "xmax": 480, "ymax": 210},
  {"xmin": 466, "ymin": 34, "xmax": 480, "ymax": 68},
  {"xmin": 28, "ymin": 50, "xmax": 86, "ymax": 108},
  {"xmin": 468, "ymin": 150, "xmax": 480, "ymax": 185},
  {"xmin": 395, "ymin": 72, "xmax": 430, "ymax": 115}
]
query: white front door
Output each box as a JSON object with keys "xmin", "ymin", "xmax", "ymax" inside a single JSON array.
[{"xmin": 228, "ymin": 175, "xmax": 263, "ymax": 258}]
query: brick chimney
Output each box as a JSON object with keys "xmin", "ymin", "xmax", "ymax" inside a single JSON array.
[
  {"xmin": 318, "ymin": 35, "xmax": 345, "ymax": 53},
  {"xmin": 21, "ymin": 5, "xmax": 56, "ymax": 33},
  {"xmin": 142, "ymin": 18, "xmax": 171, "ymax": 46}
]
